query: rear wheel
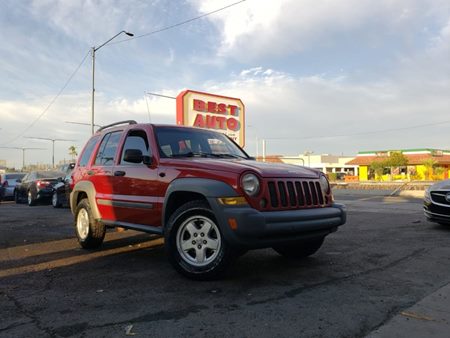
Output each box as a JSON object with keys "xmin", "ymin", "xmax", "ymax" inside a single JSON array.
[
  {"xmin": 27, "ymin": 190, "xmax": 36, "ymax": 206},
  {"xmin": 273, "ymin": 238, "xmax": 324, "ymax": 259},
  {"xmin": 52, "ymin": 191, "xmax": 62, "ymax": 208},
  {"xmin": 165, "ymin": 200, "xmax": 237, "ymax": 280},
  {"xmin": 74, "ymin": 198, "xmax": 106, "ymax": 249}
]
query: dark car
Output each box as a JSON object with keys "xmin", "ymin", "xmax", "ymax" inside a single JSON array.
[
  {"xmin": 52, "ymin": 163, "xmax": 75, "ymax": 208},
  {"xmin": 15, "ymin": 170, "xmax": 65, "ymax": 206},
  {"xmin": 424, "ymin": 179, "xmax": 450, "ymax": 225},
  {"xmin": 0, "ymin": 173, "xmax": 26, "ymax": 202},
  {"xmin": 70, "ymin": 121, "xmax": 346, "ymax": 280}
]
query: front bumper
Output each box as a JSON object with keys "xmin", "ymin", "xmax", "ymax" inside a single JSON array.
[
  {"xmin": 424, "ymin": 202, "xmax": 450, "ymax": 224},
  {"xmin": 208, "ymin": 199, "xmax": 346, "ymax": 248}
]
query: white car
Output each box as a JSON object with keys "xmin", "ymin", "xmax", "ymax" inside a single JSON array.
[{"xmin": 0, "ymin": 173, "xmax": 26, "ymax": 201}]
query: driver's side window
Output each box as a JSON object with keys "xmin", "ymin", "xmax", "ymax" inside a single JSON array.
[{"xmin": 120, "ymin": 130, "xmax": 151, "ymax": 165}]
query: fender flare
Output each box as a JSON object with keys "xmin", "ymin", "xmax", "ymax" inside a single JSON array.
[
  {"xmin": 162, "ymin": 178, "xmax": 239, "ymax": 226},
  {"xmin": 70, "ymin": 181, "xmax": 101, "ymax": 219}
]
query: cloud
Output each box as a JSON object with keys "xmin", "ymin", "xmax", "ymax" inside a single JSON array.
[
  {"xmin": 0, "ymin": 91, "xmax": 177, "ymax": 168},
  {"xmin": 194, "ymin": 0, "xmax": 450, "ymax": 60}
]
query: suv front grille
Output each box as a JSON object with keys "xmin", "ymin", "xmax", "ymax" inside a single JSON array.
[
  {"xmin": 266, "ymin": 179, "xmax": 326, "ymax": 209},
  {"xmin": 431, "ymin": 192, "xmax": 450, "ymax": 207}
]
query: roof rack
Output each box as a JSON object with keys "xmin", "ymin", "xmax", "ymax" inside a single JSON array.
[{"xmin": 97, "ymin": 120, "xmax": 137, "ymax": 132}]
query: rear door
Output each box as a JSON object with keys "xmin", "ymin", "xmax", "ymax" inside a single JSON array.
[
  {"xmin": 111, "ymin": 128, "xmax": 160, "ymax": 226},
  {"xmin": 90, "ymin": 131, "xmax": 123, "ymax": 221}
]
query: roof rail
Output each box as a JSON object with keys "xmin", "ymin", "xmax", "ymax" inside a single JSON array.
[{"xmin": 97, "ymin": 120, "xmax": 137, "ymax": 132}]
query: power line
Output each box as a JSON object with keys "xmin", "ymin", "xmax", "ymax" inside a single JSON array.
[
  {"xmin": 110, "ymin": 0, "xmax": 247, "ymax": 45},
  {"xmin": 1, "ymin": 49, "xmax": 90, "ymax": 146},
  {"xmin": 264, "ymin": 119, "xmax": 450, "ymax": 141}
]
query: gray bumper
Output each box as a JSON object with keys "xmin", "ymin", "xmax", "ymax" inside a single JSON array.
[{"xmin": 208, "ymin": 199, "xmax": 346, "ymax": 249}]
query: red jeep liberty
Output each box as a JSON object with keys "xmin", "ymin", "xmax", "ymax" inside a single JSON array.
[{"xmin": 70, "ymin": 120, "xmax": 346, "ymax": 279}]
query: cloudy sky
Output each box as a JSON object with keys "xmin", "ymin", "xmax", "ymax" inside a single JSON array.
[{"xmin": 0, "ymin": 0, "xmax": 449, "ymax": 168}]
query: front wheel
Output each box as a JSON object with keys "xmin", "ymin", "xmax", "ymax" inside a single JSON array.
[
  {"xmin": 14, "ymin": 190, "xmax": 21, "ymax": 204},
  {"xmin": 74, "ymin": 198, "xmax": 106, "ymax": 249},
  {"xmin": 273, "ymin": 238, "xmax": 324, "ymax": 259},
  {"xmin": 165, "ymin": 200, "xmax": 236, "ymax": 280}
]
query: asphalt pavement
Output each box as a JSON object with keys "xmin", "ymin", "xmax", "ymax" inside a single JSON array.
[{"xmin": 1, "ymin": 191, "xmax": 450, "ymax": 337}]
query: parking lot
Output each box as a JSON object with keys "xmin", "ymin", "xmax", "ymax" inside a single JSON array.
[{"xmin": 1, "ymin": 193, "xmax": 450, "ymax": 338}]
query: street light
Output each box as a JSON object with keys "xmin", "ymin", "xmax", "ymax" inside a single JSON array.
[
  {"xmin": 25, "ymin": 137, "xmax": 75, "ymax": 168},
  {"xmin": 0, "ymin": 147, "xmax": 46, "ymax": 169},
  {"xmin": 91, "ymin": 30, "xmax": 134, "ymax": 135},
  {"xmin": 65, "ymin": 121, "xmax": 102, "ymax": 128},
  {"xmin": 304, "ymin": 151, "xmax": 314, "ymax": 167}
]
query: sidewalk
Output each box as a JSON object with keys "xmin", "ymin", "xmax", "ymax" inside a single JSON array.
[{"xmin": 366, "ymin": 282, "xmax": 450, "ymax": 337}]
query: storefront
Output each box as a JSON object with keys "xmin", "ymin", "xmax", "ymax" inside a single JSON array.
[{"xmin": 347, "ymin": 149, "xmax": 450, "ymax": 181}]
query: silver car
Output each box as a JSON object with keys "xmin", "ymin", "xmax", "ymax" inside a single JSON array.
[{"xmin": 0, "ymin": 173, "xmax": 26, "ymax": 201}]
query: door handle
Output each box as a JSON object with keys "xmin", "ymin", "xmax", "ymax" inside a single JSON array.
[{"xmin": 114, "ymin": 171, "xmax": 126, "ymax": 177}]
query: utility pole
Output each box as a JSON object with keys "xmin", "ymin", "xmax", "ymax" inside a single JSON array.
[
  {"xmin": 25, "ymin": 137, "xmax": 75, "ymax": 168},
  {"xmin": 0, "ymin": 147, "xmax": 46, "ymax": 169}
]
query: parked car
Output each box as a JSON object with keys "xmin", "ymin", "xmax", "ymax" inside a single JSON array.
[
  {"xmin": 15, "ymin": 170, "xmax": 65, "ymax": 206},
  {"xmin": 70, "ymin": 120, "xmax": 346, "ymax": 279},
  {"xmin": 424, "ymin": 179, "xmax": 450, "ymax": 225},
  {"xmin": 52, "ymin": 163, "xmax": 75, "ymax": 208},
  {"xmin": 0, "ymin": 173, "xmax": 26, "ymax": 202}
]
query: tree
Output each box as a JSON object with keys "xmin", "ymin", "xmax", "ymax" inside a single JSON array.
[
  {"xmin": 384, "ymin": 152, "xmax": 409, "ymax": 179},
  {"xmin": 369, "ymin": 160, "xmax": 387, "ymax": 181},
  {"xmin": 422, "ymin": 159, "xmax": 437, "ymax": 180},
  {"xmin": 68, "ymin": 145, "xmax": 78, "ymax": 160},
  {"xmin": 385, "ymin": 152, "xmax": 408, "ymax": 168}
]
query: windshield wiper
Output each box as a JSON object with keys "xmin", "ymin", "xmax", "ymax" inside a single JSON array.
[
  {"xmin": 213, "ymin": 153, "xmax": 247, "ymax": 159},
  {"xmin": 169, "ymin": 152, "xmax": 247, "ymax": 159}
]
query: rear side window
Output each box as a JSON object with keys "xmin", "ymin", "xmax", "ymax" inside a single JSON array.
[
  {"xmin": 94, "ymin": 131, "xmax": 122, "ymax": 166},
  {"xmin": 79, "ymin": 136, "xmax": 100, "ymax": 167}
]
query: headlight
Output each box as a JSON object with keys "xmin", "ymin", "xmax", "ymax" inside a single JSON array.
[
  {"xmin": 424, "ymin": 188, "xmax": 431, "ymax": 202},
  {"xmin": 241, "ymin": 173, "xmax": 260, "ymax": 196},
  {"xmin": 319, "ymin": 175, "xmax": 330, "ymax": 195}
]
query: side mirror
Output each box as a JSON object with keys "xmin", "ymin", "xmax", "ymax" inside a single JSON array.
[
  {"xmin": 123, "ymin": 149, "xmax": 144, "ymax": 163},
  {"xmin": 16, "ymin": 179, "xmax": 22, "ymax": 183}
]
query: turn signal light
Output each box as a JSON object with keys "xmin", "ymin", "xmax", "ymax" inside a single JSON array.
[
  {"xmin": 228, "ymin": 218, "xmax": 238, "ymax": 230},
  {"xmin": 218, "ymin": 197, "xmax": 248, "ymax": 206}
]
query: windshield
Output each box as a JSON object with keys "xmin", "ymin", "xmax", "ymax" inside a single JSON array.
[{"xmin": 155, "ymin": 127, "xmax": 249, "ymax": 159}]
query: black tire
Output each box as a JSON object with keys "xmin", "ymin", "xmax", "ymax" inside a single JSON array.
[
  {"xmin": 273, "ymin": 238, "xmax": 325, "ymax": 259},
  {"xmin": 14, "ymin": 190, "xmax": 20, "ymax": 204},
  {"xmin": 165, "ymin": 200, "xmax": 237, "ymax": 280},
  {"xmin": 438, "ymin": 222, "xmax": 450, "ymax": 226},
  {"xmin": 74, "ymin": 198, "xmax": 106, "ymax": 249},
  {"xmin": 52, "ymin": 191, "xmax": 62, "ymax": 208},
  {"xmin": 27, "ymin": 190, "xmax": 36, "ymax": 206}
]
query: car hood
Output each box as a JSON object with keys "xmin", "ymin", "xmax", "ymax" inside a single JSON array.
[
  {"xmin": 164, "ymin": 158, "xmax": 320, "ymax": 178},
  {"xmin": 430, "ymin": 179, "xmax": 450, "ymax": 190}
]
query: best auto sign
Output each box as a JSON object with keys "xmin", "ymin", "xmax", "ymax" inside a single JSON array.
[{"xmin": 176, "ymin": 90, "xmax": 245, "ymax": 147}]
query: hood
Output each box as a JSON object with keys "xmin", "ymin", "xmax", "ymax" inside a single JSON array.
[
  {"xmin": 162, "ymin": 158, "xmax": 320, "ymax": 178},
  {"xmin": 430, "ymin": 179, "xmax": 450, "ymax": 191}
]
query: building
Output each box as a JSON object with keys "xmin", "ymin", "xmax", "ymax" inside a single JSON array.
[
  {"xmin": 346, "ymin": 148, "xmax": 450, "ymax": 181},
  {"xmin": 256, "ymin": 154, "xmax": 358, "ymax": 177}
]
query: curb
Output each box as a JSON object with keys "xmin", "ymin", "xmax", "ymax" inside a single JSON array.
[{"xmin": 366, "ymin": 282, "xmax": 450, "ymax": 338}]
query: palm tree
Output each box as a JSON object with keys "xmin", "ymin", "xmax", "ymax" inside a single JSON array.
[
  {"xmin": 421, "ymin": 159, "xmax": 437, "ymax": 180},
  {"xmin": 68, "ymin": 145, "xmax": 78, "ymax": 160}
]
